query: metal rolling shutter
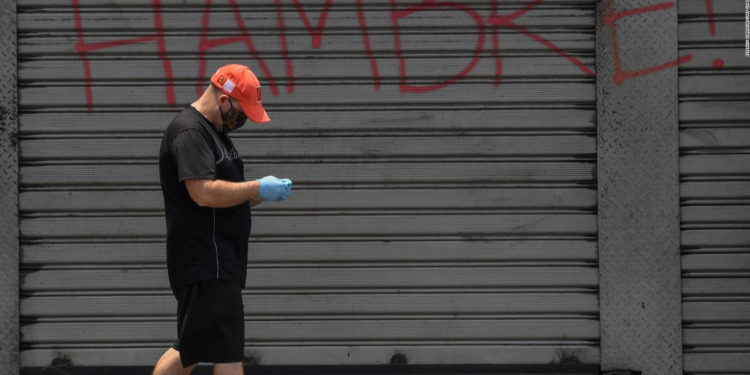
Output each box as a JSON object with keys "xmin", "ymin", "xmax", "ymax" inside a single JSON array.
[
  {"xmin": 679, "ymin": 1, "xmax": 750, "ymax": 373},
  {"xmin": 17, "ymin": 0, "xmax": 598, "ymax": 369}
]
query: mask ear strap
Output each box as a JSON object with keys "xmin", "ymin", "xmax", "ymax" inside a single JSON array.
[{"xmin": 219, "ymin": 96, "xmax": 231, "ymax": 115}]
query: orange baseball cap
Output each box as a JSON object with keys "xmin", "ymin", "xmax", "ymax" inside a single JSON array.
[{"xmin": 210, "ymin": 64, "xmax": 270, "ymax": 123}]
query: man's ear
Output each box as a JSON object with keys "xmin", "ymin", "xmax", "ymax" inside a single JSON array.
[{"xmin": 217, "ymin": 93, "xmax": 230, "ymax": 108}]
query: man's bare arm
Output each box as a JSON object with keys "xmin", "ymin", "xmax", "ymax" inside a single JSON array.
[
  {"xmin": 184, "ymin": 179, "xmax": 261, "ymax": 208},
  {"xmin": 249, "ymin": 196, "xmax": 263, "ymax": 207}
]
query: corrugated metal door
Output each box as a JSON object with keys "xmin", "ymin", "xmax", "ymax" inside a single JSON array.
[
  {"xmin": 679, "ymin": 1, "xmax": 750, "ymax": 373},
  {"xmin": 17, "ymin": 0, "xmax": 599, "ymax": 368}
]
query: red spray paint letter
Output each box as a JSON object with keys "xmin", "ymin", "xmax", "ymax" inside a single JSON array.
[
  {"xmin": 602, "ymin": 0, "xmax": 692, "ymax": 85},
  {"xmin": 357, "ymin": 0, "xmax": 381, "ymax": 90},
  {"xmin": 196, "ymin": 0, "xmax": 279, "ymax": 96},
  {"xmin": 72, "ymin": 0, "xmax": 175, "ymax": 111},
  {"xmin": 391, "ymin": 0, "xmax": 486, "ymax": 94},
  {"xmin": 291, "ymin": 0, "xmax": 334, "ymax": 49},
  {"xmin": 276, "ymin": 0, "xmax": 333, "ymax": 94},
  {"xmin": 488, "ymin": 0, "xmax": 594, "ymax": 80},
  {"xmin": 276, "ymin": 0, "xmax": 295, "ymax": 93},
  {"xmin": 704, "ymin": 0, "xmax": 724, "ymax": 68},
  {"xmin": 277, "ymin": 0, "xmax": 381, "ymax": 92}
]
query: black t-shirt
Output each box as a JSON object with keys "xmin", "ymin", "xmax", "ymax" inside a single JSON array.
[{"xmin": 159, "ymin": 106, "xmax": 251, "ymax": 290}]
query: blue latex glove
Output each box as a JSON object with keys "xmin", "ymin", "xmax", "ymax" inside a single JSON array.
[{"xmin": 257, "ymin": 176, "xmax": 292, "ymax": 201}]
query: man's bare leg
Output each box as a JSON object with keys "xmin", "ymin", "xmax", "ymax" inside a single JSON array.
[
  {"xmin": 152, "ymin": 347, "xmax": 196, "ymax": 375},
  {"xmin": 213, "ymin": 361, "xmax": 244, "ymax": 375}
]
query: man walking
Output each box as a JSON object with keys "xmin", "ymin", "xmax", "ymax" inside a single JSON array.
[{"xmin": 153, "ymin": 64, "xmax": 292, "ymax": 375}]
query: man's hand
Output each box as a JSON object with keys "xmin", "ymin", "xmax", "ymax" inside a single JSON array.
[{"xmin": 257, "ymin": 176, "xmax": 292, "ymax": 201}]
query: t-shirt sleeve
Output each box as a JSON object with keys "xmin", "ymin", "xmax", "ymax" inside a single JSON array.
[{"xmin": 170, "ymin": 128, "xmax": 217, "ymax": 182}]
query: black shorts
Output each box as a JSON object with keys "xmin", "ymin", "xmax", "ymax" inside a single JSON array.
[{"xmin": 171, "ymin": 278, "xmax": 245, "ymax": 367}]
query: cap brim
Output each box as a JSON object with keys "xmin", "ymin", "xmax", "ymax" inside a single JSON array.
[{"xmin": 239, "ymin": 99, "xmax": 270, "ymax": 123}]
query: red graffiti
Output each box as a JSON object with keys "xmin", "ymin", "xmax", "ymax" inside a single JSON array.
[
  {"xmin": 279, "ymin": 0, "xmax": 333, "ymax": 93},
  {"xmin": 704, "ymin": 0, "xmax": 724, "ymax": 68},
  {"xmin": 276, "ymin": 0, "xmax": 294, "ymax": 93},
  {"xmin": 196, "ymin": 0, "xmax": 279, "ymax": 97},
  {"xmin": 602, "ymin": 0, "xmax": 692, "ymax": 85},
  {"xmin": 488, "ymin": 0, "xmax": 594, "ymax": 80},
  {"xmin": 276, "ymin": 0, "xmax": 381, "ymax": 93},
  {"xmin": 705, "ymin": 0, "xmax": 716, "ymax": 35},
  {"xmin": 291, "ymin": 0, "xmax": 334, "ymax": 49},
  {"xmin": 72, "ymin": 0, "xmax": 175, "ymax": 111},
  {"xmin": 391, "ymin": 0, "xmax": 486, "ymax": 94},
  {"xmin": 356, "ymin": 0, "xmax": 381, "ymax": 91},
  {"xmin": 71, "ymin": 0, "xmax": 698, "ymax": 109}
]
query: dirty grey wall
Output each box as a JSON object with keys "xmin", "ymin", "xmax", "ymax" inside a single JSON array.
[
  {"xmin": 678, "ymin": 1, "xmax": 750, "ymax": 373},
  {"xmin": 596, "ymin": 0, "xmax": 683, "ymax": 374},
  {"xmin": 16, "ymin": 0, "xmax": 599, "ymax": 369},
  {"xmin": 0, "ymin": 1, "xmax": 19, "ymax": 375}
]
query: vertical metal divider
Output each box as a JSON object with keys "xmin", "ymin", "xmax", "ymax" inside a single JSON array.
[
  {"xmin": 0, "ymin": 1, "xmax": 19, "ymax": 374},
  {"xmin": 596, "ymin": 0, "xmax": 684, "ymax": 374}
]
